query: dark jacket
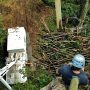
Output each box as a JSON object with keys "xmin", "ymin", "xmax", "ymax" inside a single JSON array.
[{"xmin": 58, "ymin": 64, "xmax": 89, "ymax": 85}]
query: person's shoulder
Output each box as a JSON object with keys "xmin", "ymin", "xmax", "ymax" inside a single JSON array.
[
  {"xmin": 79, "ymin": 71, "xmax": 89, "ymax": 85},
  {"xmin": 60, "ymin": 64, "xmax": 71, "ymax": 71},
  {"xmin": 80, "ymin": 70, "xmax": 87, "ymax": 75},
  {"xmin": 61, "ymin": 64, "xmax": 70, "ymax": 68},
  {"xmin": 58, "ymin": 64, "xmax": 71, "ymax": 75}
]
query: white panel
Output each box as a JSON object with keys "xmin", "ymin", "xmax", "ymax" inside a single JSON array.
[
  {"xmin": 7, "ymin": 27, "xmax": 26, "ymax": 52},
  {"xmin": 6, "ymin": 27, "xmax": 27, "ymax": 84}
]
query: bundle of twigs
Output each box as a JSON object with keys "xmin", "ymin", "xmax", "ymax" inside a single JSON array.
[{"xmin": 35, "ymin": 32, "xmax": 90, "ymax": 75}]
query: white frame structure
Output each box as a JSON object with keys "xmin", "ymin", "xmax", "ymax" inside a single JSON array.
[{"xmin": 0, "ymin": 27, "xmax": 28, "ymax": 90}]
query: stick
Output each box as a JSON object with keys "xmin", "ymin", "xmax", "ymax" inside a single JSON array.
[{"xmin": 41, "ymin": 17, "xmax": 50, "ymax": 33}]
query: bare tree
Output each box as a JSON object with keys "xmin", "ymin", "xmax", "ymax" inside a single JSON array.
[
  {"xmin": 55, "ymin": 0, "xmax": 62, "ymax": 30},
  {"xmin": 78, "ymin": 0, "xmax": 90, "ymax": 27}
]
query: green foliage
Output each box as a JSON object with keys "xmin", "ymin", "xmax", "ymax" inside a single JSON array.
[
  {"xmin": 42, "ymin": 0, "xmax": 81, "ymax": 29},
  {"xmin": 42, "ymin": 0, "xmax": 55, "ymax": 7},
  {"xmin": 13, "ymin": 81, "xmax": 38, "ymax": 90},
  {"xmin": 42, "ymin": 0, "xmax": 80, "ymax": 18},
  {"xmin": 0, "ymin": 28, "xmax": 7, "ymax": 45},
  {"xmin": 62, "ymin": 2, "xmax": 79, "ymax": 17},
  {"xmin": 0, "ymin": 28, "xmax": 7, "ymax": 68},
  {"xmin": 0, "ymin": 15, "xmax": 3, "ymax": 27},
  {"xmin": 79, "ymin": 85, "xmax": 90, "ymax": 90},
  {"xmin": 0, "ymin": 0, "xmax": 11, "ymax": 4},
  {"xmin": 84, "ymin": 86, "xmax": 90, "ymax": 90},
  {"xmin": 13, "ymin": 66, "xmax": 53, "ymax": 90},
  {"xmin": 47, "ymin": 16, "xmax": 57, "ymax": 32},
  {"xmin": 82, "ymin": 15, "xmax": 90, "ymax": 36}
]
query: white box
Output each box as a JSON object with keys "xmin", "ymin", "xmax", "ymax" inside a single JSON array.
[{"xmin": 7, "ymin": 27, "xmax": 26, "ymax": 52}]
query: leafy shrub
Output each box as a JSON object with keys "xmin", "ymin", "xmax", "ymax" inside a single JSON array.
[
  {"xmin": 41, "ymin": 0, "xmax": 55, "ymax": 7},
  {"xmin": 47, "ymin": 16, "xmax": 57, "ymax": 32},
  {"xmin": 42, "ymin": 0, "xmax": 80, "ymax": 18},
  {"xmin": 0, "ymin": 28, "xmax": 7, "ymax": 45},
  {"xmin": 62, "ymin": 2, "xmax": 79, "ymax": 18},
  {"xmin": 82, "ymin": 15, "xmax": 90, "ymax": 36},
  {"xmin": 13, "ymin": 66, "xmax": 53, "ymax": 90},
  {"xmin": 0, "ymin": 28, "xmax": 7, "ymax": 68}
]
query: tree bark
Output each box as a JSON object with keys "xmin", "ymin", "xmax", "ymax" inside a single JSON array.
[
  {"xmin": 79, "ymin": 0, "xmax": 85, "ymax": 17},
  {"xmin": 78, "ymin": 0, "xmax": 90, "ymax": 27},
  {"xmin": 55, "ymin": 0, "xmax": 62, "ymax": 30}
]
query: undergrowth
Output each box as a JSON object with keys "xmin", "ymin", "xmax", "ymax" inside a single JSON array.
[{"xmin": 12, "ymin": 66, "xmax": 53, "ymax": 90}]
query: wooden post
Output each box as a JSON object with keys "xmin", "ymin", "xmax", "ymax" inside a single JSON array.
[{"xmin": 55, "ymin": 0, "xmax": 62, "ymax": 30}]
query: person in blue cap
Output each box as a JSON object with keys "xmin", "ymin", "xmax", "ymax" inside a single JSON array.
[{"xmin": 57, "ymin": 54, "xmax": 89, "ymax": 86}]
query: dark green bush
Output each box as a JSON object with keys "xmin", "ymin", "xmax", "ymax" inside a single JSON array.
[
  {"xmin": 13, "ymin": 66, "xmax": 53, "ymax": 90},
  {"xmin": 0, "ymin": 28, "xmax": 7, "ymax": 68},
  {"xmin": 42, "ymin": 0, "xmax": 80, "ymax": 18}
]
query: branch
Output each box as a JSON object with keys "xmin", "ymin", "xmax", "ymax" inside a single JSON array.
[{"xmin": 41, "ymin": 17, "xmax": 50, "ymax": 33}]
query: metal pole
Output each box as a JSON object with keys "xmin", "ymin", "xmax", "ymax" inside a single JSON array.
[
  {"xmin": 0, "ymin": 60, "xmax": 16, "ymax": 76},
  {"xmin": 0, "ymin": 76, "xmax": 13, "ymax": 90}
]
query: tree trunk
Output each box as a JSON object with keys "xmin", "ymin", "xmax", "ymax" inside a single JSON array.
[
  {"xmin": 55, "ymin": 0, "xmax": 62, "ymax": 30},
  {"xmin": 79, "ymin": 0, "xmax": 84, "ymax": 17},
  {"xmin": 78, "ymin": 0, "xmax": 90, "ymax": 27}
]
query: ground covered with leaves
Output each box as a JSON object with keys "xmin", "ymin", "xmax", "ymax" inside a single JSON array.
[
  {"xmin": 0, "ymin": 0, "xmax": 90, "ymax": 90},
  {"xmin": 36, "ymin": 31, "xmax": 90, "ymax": 74}
]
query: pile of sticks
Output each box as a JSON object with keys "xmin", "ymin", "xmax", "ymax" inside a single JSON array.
[{"xmin": 36, "ymin": 32, "xmax": 90, "ymax": 75}]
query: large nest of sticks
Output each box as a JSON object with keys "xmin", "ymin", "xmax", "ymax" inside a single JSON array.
[{"xmin": 34, "ymin": 31, "xmax": 90, "ymax": 75}]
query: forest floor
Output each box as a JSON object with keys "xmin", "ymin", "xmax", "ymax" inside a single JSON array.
[{"xmin": 0, "ymin": 0, "xmax": 90, "ymax": 90}]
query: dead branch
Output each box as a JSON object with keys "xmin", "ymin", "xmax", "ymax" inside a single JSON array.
[{"xmin": 41, "ymin": 17, "xmax": 50, "ymax": 33}]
